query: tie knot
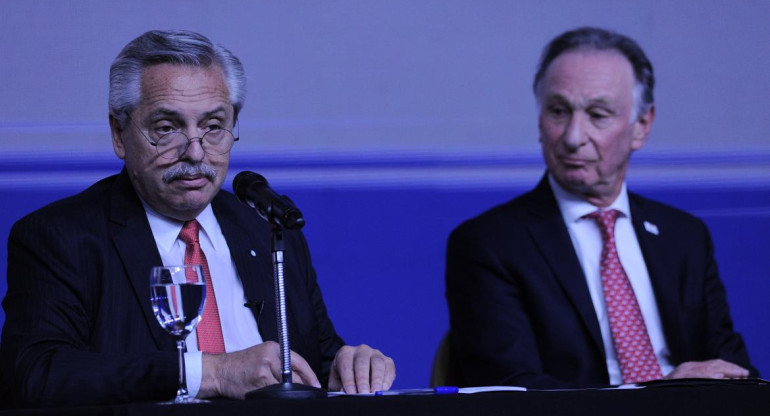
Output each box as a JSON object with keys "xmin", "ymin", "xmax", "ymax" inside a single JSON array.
[
  {"xmin": 585, "ymin": 209, "xmax": 620, "ymax": 239},
  {"xmin": 179, "ymin": 219, "xmax": 201, "ymax": 245}
]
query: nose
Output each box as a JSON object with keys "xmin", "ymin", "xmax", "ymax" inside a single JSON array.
[
  {"xmin": 179, "ymin": 130, "xmax": 206, "ymax": 162},
  {"xmin": 562, "ymin": 114, "xmax": 588, "ymax": 151}
]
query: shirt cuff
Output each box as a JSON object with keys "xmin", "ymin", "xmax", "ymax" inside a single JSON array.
[{"xmin": 184, "ymin": 351, "xmax": 203, "ymax": 398}]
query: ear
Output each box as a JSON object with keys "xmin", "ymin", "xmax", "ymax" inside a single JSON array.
[
  {"xmin": 536, "ymin": 105, "xmax": 547, "ymax": 142},
  {"xmin": 109, "ymin": 114, "xmax": 127, "ymax": 160},
  {"xmin": 631, "ymin": 104, "xmax": 655, "ymax": 151}
]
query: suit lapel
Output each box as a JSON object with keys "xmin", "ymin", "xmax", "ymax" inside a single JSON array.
[
  {"xmin": 213, "ymin": 195, "xmax": 278, "ymax": 342},
  {"xmin": 526, "ymin": 176, "xmax": 605, "ymax": 355},
  {"xmin": 108, "ymin": 170, "xmax": 174, "ymax": 350},
  {"xmin": 629, "ymin": 194, "xmax": 683, "ymax": 353}
]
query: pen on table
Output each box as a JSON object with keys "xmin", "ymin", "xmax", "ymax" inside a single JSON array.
[{"xmin": 374, "ymin": 386, "xmax": 459, "ymax": 396}]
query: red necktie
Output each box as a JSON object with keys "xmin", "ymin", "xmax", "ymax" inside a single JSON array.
[
  {"xmin": 587, "ymin": 210, "xmax": 662, "ymax": 384},
  {"xmin": 179, "ymin": 220, "xmax": 226, "ymax": 354}
]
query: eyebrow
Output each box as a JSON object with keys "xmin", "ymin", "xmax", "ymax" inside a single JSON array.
[
  {"xmin": 544, "ymin": 94, "xmax": 616, "ymax": 109},
  {"xmin": 200, "ymin": 107, "xmax": 229, "ymax": 119},
  {"xmin": 146, "ymin": 106, "xmax": 230, "ymax": 121}
]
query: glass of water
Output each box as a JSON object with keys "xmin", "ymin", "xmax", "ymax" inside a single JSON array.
[{"xmin": 150, "ymin": 265, "xmax": 207, "ymax": 404}]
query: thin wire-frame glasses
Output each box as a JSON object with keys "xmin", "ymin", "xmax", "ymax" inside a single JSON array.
[{"xmin": 128, "ymin": 115, "xmax": 239, "ymax": 160}]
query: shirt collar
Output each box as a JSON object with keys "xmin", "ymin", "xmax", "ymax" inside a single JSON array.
[
  {"xmin": 547, "ymin": 173, "xmax": 631, "ymax": 224},
  {"xmin": 143, "ymin": 202, "xmax": 220, "ymax": 253}
]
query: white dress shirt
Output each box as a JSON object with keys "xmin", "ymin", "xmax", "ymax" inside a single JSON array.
[
  {"xmin": 548, "ymin": 175, "xmax": 674, "ymax": 384},
  {"xmin": 144, "ymin": 203, "xmax": 263, "ymax": 397}
]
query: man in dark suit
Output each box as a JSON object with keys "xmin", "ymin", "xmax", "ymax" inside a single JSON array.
[
  {"xmin": 1, "ymin": 30, "xmax": 394, "ymax": 408},
  {"xmin": 446, "ymin": 27, "xmax": 754, "ymax": 389}
]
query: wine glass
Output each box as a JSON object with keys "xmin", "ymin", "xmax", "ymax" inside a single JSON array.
[{"xmin": 150, "ymin": 265, "xmax": 207, "ymax": 404}]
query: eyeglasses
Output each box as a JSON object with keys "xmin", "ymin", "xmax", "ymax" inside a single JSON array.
[{"xmin": 128, "ymin": 115, "xmax": 239, "ymax": 160}]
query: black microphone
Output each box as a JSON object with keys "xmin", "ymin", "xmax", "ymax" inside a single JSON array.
[{"xmin": 233, "ymin": 171, "xmax": 305, "ymax": 230}]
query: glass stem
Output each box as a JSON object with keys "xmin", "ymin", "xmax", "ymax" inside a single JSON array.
[{"xmin": 177, "ymin": 338, "xmax": 189, "ymax": 400}]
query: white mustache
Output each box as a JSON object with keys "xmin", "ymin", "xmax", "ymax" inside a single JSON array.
[{"xmin": 162, "ymin": 163, "xmax": 217, "ymax": 183}]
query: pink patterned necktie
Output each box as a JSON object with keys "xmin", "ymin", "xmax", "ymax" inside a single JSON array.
[
  {"xmin": 179, "ymin": 220, "xmax": 226, "ymax": 354},
  {"xmin": 586, "ymin": 210, "xmax": 662, "ymax": 384}
]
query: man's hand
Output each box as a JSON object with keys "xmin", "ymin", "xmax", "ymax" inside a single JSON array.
[
  {"xmin": 198, "ymin": 341, "xmax": 321, "ymax": 399},
  {"xmin": 328, "ymin": 344, "xmax": 396, "ymax": 393},
  {"xmin": 666, "ymin": 359, "xmax": 750, "ymax": 380}
]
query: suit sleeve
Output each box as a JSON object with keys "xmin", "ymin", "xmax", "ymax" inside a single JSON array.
[
  {"xmin": 691, "ymin": 221, "xmax": 756, "ymax": 374},
  {"xmin": 0, "ymin": 213, "xmax": 177, "ymax": 407},
  {"xmin": 287, "ymin": 229, "xmax": 345, "ymax": 387},
  {"xmin": 445, "ymin": 222, "xmax": 604, "ymax": 389}
]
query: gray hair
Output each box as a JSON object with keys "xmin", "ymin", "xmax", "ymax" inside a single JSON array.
[
  {"xmin": 109, "ymin": 30, "xmax": 246, "ymax": 128},
  {"xmin": 533, "ymin": 27, "xmax": 655, "ymax": 120}
]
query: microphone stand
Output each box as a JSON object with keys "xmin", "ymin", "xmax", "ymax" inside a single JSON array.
[{"xmin": 245, "ymin": 225, "xmax": 327, "ymax": 399}]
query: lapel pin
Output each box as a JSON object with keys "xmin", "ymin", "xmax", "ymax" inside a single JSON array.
[
  {"xmin": 250, "ymin": 249, "xmax": 257, "ymax": 257},
  {"xmin": 644, "ymin": 221, "xmax": 659, "ymax": 236}
]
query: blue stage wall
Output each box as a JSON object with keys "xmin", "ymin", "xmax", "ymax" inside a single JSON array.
[{"xmin": 1, "ymin": 156, "xmax": 768, "ymax": 389}]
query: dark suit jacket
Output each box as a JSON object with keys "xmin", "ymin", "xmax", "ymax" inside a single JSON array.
[
  {"xmin": 1, "ymin": 170, "xmax": 344, "ymax": 407},
  {"xmin": 445, "ymin": 175, "xmax": 755, "ymax": 389}
]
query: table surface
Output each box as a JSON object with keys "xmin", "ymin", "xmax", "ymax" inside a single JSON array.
[{"xmin": 3, "ymin": 383, "xmax": 770, "ymax": 416}]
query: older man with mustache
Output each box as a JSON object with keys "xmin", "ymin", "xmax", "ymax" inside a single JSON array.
[{"xmin": 1, "ymin": 30, "xmax": 394, "ymax": 408}]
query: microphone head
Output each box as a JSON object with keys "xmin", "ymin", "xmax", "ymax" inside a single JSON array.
[
  {"xmin": 232, "ymin": 171, "xmax": 306, "ymax": 230},
  {"xmin": 233, "ymin": 171, "xmax": 267, "ymax": 204}
]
